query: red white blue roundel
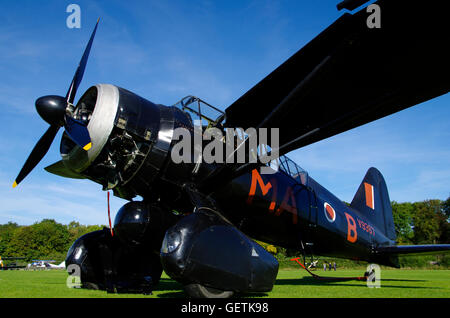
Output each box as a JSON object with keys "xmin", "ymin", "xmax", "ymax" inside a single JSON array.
[{"xmin": 324, "ymin": 202, "xmax": 336, "ymax": 223}]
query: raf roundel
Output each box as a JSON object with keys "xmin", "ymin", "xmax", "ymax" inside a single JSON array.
[{"xmin": 324, "ymin": 202, "xmax": 336, "ymax": 223}]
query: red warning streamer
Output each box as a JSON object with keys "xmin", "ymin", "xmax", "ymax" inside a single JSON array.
[
  {"xmin": 107, "ymin": 191, "xmax": 114, "ymax": 237},
  {"xmin": 290, "ymin": 257, "xmax": 367, "ymax": 281}
]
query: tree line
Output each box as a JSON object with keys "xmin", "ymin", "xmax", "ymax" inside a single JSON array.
[
  {"xmin": 0, "ymin": 197, "xmax": 448, "ymax": 266},
  {"xmin": 0, "ymin": 220, "xmax": 103, "ymax": 263},
  {"xmin": 392, "ymin": 197, "xmax": 450, "ymax": 245}
]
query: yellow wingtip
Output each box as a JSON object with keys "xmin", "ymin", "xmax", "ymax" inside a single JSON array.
[
  {"xmin": 12, "ymin": 181, "xmax": 17, "ymax": 188},
  {"xmin": 83, "ymin": 142, "xmax": 92, "ymax": 151}
]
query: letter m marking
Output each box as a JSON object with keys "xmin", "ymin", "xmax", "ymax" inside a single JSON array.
[{"xmin": 247, "ymin": 169, "xmax": 272, "ymax": 204}]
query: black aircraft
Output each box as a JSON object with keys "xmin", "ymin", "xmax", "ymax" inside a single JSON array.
[{"xmin": 13, "ymin": 0, "xmax": 450, "ymax": 297}]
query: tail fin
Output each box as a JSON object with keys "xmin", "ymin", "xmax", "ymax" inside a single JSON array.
[{"xmin": 350, "ymin": 167, "xmax": 396, "ymax": 241}]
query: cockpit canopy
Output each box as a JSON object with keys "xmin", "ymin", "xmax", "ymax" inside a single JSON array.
[{"xmin": 173, "ymin": 96, "xmax": 225, "ymax": 128}]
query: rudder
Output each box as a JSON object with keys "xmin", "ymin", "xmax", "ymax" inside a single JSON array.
[{"xmin": 350, "ymin": 167, "xmax": 396, "ymax": 241}]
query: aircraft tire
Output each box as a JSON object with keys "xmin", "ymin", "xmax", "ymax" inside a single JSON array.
[{"xmin": 184, "ymin": 283, "xmax": 234, "ymax": 298}]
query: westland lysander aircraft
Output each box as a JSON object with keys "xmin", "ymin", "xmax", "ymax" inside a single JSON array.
[{"xmin": 13, "ymin": 0, "xmax": 450, "ymax": 297}]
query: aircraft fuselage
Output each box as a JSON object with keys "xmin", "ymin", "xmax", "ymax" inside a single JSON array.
[{"xmin": 211, "ymin": 167, "xmax": 395, "ymax": 265}]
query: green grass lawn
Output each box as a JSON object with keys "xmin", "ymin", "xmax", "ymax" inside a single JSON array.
[{"xmin": 1, "ymin": 268, "xmax": 449, "ymax": 298}]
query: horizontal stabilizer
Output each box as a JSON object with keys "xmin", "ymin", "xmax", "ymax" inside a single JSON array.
[{"xmin": 377, "ymin": 244, "xmax": 450, "ymax": 256}]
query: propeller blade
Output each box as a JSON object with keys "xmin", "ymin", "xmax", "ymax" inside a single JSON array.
[
  {"xmin": 66, "ymin": 18, "xmax": 100, "ymax": 105},
  {"xmin": 63, "ymin": 19, "xmax": 100, "ymax": 150},
  {"xmin": 14, "ymin": 19, "xmax": 100, "ymax": 188},
  {"xmin": 64, "ymin": 116, "xmax": 92, "ymax": 150},
  {"xmin": 13, "ymin": 125, "xmax": 60, "ymax": 188}
]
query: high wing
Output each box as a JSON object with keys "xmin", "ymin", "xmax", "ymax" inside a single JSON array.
[{"xmin": 223, "ymin": 0, "xmax": 449, "ymax": 156}]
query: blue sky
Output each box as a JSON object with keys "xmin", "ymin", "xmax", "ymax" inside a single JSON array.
[{"xmin": 0, "ymin": 0, "xmax": 448, "ymax": 226}]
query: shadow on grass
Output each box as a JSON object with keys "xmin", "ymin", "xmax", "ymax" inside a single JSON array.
[
  {"xmin": 379, "ymin": 278, "xmax": 426, "ymax": 282},
  {"xmin": 236, "ymin": 292, "xmax": 269, "ymax": 298},
  {"xmin": 275, "ymin": 277, "xmax": 433, "ymax": 289},
  {"xmin": 154, "ymin": 278, "xmax": 183, "ymax": 290},
  {"xmin": 154, "ymin": 278, "xmax": 185, "ymax": 298},
  {"xmin": 157, "ymin": 291, "xmax": 186, "ymax": 298},
  {"xmin": 154, "ymin": 278, "xmax": 270, "ymax": 298}
]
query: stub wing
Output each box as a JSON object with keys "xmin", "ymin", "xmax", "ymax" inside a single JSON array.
[{"xmin": 44, "ymin": 160, "xmax": 85, "ymax": 179}]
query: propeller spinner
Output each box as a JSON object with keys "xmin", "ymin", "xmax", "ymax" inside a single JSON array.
[{"xmin": 13, "ymin": 19, "xmax": 100, "ymax": 188}]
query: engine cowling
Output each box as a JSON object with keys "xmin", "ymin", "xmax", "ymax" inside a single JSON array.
[{"xmin": 57, "ymin": 84, "xmax": 194, "ymax": 199}]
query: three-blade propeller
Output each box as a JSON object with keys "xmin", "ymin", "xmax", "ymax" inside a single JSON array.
[{"xmin": 13, "ymin": 19, "xmax": 100, "ymax": 188}]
